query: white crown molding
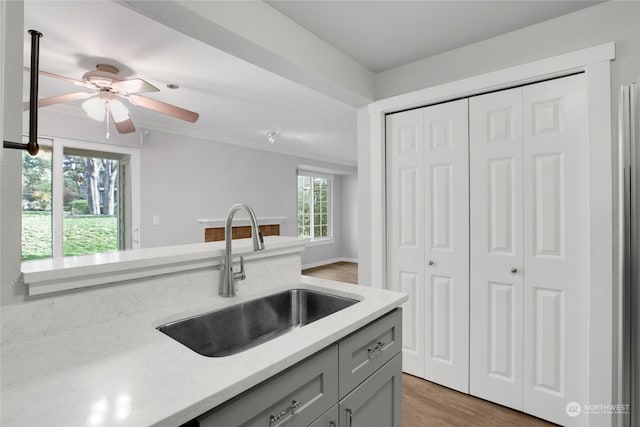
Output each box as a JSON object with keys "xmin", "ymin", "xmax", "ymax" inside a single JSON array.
[
  {"xmin": 135, "ymin": 118, "xmax": 358, "ymax": 167},
  {"xmin": 37, "ymin": 105, "xmax": 358, "ymax": 168}
]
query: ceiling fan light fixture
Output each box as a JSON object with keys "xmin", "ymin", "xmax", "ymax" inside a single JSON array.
[
  {"xmin": 34, "ymin": 63, "xmax": 199, "ymax": 134},
  {"xmin": 82, "ymin": 97, "xmax": 106, "ymax": 122},
  {"xmin": 109, "ymin": 98, "xmax": 129, "ymax": 123}
]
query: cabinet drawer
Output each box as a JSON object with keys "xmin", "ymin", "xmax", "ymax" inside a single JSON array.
[
  {"xmin": 340, "ymin": 353, "xmax": 402, "ymax": 427},
  {"xmin": 338, "ymin": 309, "xmax": 402, "ymax": 398},
  {"xmin": 198, "ymin": 345, "xmax": 338, "ymax": 427},
  {"xmin": 309, "ymin": 404, "xmax": 338, "ymax": 427}
]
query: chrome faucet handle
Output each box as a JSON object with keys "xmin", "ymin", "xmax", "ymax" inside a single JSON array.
[{"xmin": 233, "ymin": 256, "xmax": 246, "ymax": 281}]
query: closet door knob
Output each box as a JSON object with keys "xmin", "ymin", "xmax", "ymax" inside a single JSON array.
[
  {"xmin": 510, "ymin": 267, "xmax": 518, "ymax": 274},
  {"xmin": 428, "ymin": 260, "xmax": 435, "ymax": 266}
]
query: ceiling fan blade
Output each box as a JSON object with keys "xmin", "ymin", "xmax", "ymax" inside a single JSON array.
[
  {"xmin": 112, "ymin": 78, "xmax": 159, "ymax": 94},
  {"xmin": 111, "ymin": 112, "xmax": 136, "ymax": 134},
  {"xmin": 23, "ymin": 92, "xmax": 94, "ymax": 111},
  {"xmin": 128, "ymin": 94, "xmax": 199, "ymax": 123},
  {"xmin": 25, "ymin": 67, "xmax": 87, "ymax": 87}
]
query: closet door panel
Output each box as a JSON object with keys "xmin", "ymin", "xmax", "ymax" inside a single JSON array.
[
  {"xmin": 469, "ymin": 87, "xmax": 524, "ymax": 410},
  {"xmin": 386, "ymin": 110, "xmax": 425, "ymax": 378},
  {"xmin": 423, "ymin": 99, "xmax": 469, "ymax": 393},
  {"xmin": 522, "ymin": 74, "xmax": 588, "ymax": 427}
]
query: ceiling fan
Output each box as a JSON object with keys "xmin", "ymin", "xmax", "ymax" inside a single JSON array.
[{"xmin": 23, "ymin": 64, "xmax": 199, "ymax": 135}]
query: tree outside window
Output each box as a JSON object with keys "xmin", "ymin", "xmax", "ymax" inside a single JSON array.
[{"xmin": 22, "ymin": 148, "xmax": 53, "ymax": 260}]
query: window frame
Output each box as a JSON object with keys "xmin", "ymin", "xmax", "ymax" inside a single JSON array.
[
  {"xmin": 297, "ymin": 170, "xmax": 334, "ymax": 245},
  {"xmin": 22, "ymin": 135, "xmax": 140, "ymax": 260}
]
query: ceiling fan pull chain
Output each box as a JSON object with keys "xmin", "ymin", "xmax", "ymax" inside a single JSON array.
[{"xmin": 105, "ymin": 103, "xmax": 110, "ymax": 139}]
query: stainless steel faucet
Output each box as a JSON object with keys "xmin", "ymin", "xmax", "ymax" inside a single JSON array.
[{"xmin": 220, "ymin": 203, "xmax": 265, "ymax": 297}]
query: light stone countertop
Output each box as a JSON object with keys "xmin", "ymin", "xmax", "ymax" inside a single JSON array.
[
  {"xmin": 1, "ymin": 276, "xmax": 407, "ymax": 427},
  {"xmin": 20, "ymin": 236, "xmax": 308, "ymax": 296}
]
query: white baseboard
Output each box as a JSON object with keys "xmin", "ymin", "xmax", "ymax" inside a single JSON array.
[{"xmin": 302, "ymin": 257, "xmax": 358, "ymax": 270}]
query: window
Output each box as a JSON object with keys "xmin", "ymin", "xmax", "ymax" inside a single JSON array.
[
  {"xmin": 297, "ymin": 172, "xmax": 332, "ymax": 241},
  {"xmin": 21, "ymin": 137, "xmax": 139, "ymax": 260}
]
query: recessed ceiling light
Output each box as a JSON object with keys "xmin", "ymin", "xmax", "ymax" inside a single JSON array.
[
  {"xmin": 166, "ymin": 83, "xmax": 179, "ymax": 89},
  {"xmin": 267, "ymin": 131, "xmax": 279, "ymax": 144}
]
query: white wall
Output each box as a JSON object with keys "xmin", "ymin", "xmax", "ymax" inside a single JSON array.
[
  {"xmin": 137, "ymin": 126, "xmax": 356, "ymax": 255},
  {"xmin": 340, "ymin": 174, "xmax": 358, "ymax": 260},
  {"xmin": 1, "ymin": 0, "xmax": 25, "ymax": 306},
  {"xmin": 140, "ymin": 129, "xmax": 298, "ymax": 247},
  {"xmin": 375, "ymin": 1, "xmax": 640, "ymax": 100},
  {"xmin": 357, "ymin": 107, "xmax": 372, "ymax": 285}
]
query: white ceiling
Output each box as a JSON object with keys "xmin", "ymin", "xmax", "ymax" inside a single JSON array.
[
  {"xmin": 266, "ymin": 1, "xmax": 602, "ymax": 73},
  {"xmin": 24, "ymin": 0, "xmax": 358, "ymax": 165},
  {"xmin": 24, "ymin": 1, "xmax": 601, "ymax": 166}
]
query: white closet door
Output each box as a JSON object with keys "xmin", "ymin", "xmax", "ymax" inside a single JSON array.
[
  {"xmin": 522, "ymin": 74, "xmax": 588, "ymax": 426},
  {"xmin": 386, "ymin": 99, "xmax": 469, "ymax": 389},
  {"xmin": 423, "ymin": 99, "xmax": 469, "ymax": 393},
  {"xmin": 386, "ymin": 109, "xmax": 425, "ymax": 378},
  {"xmin": 469, "ymin": 87, "xmax": 524, "ymax": 409}
]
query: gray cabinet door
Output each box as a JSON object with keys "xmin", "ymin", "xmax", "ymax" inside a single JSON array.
[
  {"xmin": 339, "ymin": 309, "xmax": 402, "ymax": 398},
  {"xmin": 198, "ymin": 345, "xmax": 338, "ymax": 427},
  {"xmin": 339, "ymin": 353, "xmax": 402, "ymax": 427},
  {"xmin": 309, "ymin": 404, "xmax": 338, "ymax": 427}
]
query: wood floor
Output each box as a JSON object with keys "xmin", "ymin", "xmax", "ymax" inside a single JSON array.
[
  {"xmin": 402, "ymin": 374, "xmax": 556, "ymax": 427},
  {"xmin": 301, "ymin": 262, "xmax": 556, "ymax": 427},
  {"xmin": 301, "ymin": 261, "xmax": 358, "ymax": 284}
]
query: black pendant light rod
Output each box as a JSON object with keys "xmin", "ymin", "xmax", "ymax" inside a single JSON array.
[{"xmin": 3, "ymin": 29, "xmax": 43, "ymax": 156}]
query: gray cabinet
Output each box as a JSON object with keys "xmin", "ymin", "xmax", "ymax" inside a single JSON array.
[
  {"xmin": 197, "ymin": 345, "xmax": 338, "ymax": 427},
  {"xmin": 338, "ymin": 309, "xmax": 402, "ymax": 398},
  {"xmin": 339, "ymin": 354, "xmax": 402, "ymax": 427},
  {"xmin": 195, "ymin": 309, "xmax": 402, "ymax": 427}
]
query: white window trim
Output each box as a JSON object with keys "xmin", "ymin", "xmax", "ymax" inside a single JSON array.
[
  {"xmin": 297, "ymin": 170, "xmax": 334, "ymax": 181},
  {"xmin": 23, "ymin": 136, "xmax": 141, "ymax": 261},
  {"xmin": 306, "ymin": 237, "xmax": 335, "ymax": 247},
  {"xmin": 297, "ymin": 171, "xmax": 334, "ymax": 242}
]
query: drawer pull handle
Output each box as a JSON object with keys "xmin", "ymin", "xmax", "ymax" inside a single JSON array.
[
  {"xmin": 269, "ymin": 399, "xmax": 302, "ymax": 424},
  {"xmin": 367, "ymin": 341, "xmax": 385, "ymax": 359},
  {"xmin": 346, "ymin": 408, "xmax": 353, "ymax": 427}
]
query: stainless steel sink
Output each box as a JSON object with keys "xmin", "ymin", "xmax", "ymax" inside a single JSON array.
[{"xmin": 157, "ymin": 289, "xmax": 359, "ymax": 357}]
